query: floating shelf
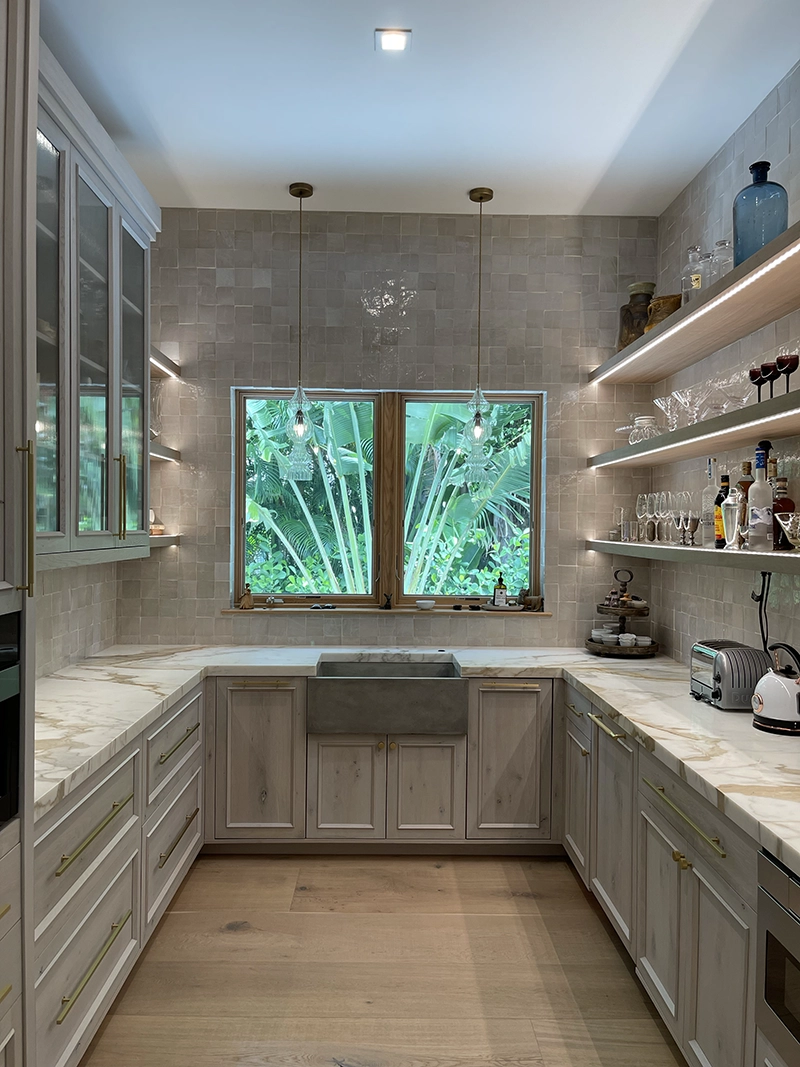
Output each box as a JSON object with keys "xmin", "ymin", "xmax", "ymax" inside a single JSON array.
[
  {"xmin": 149, "ymin": 345, "xmax": 181, "ymax": 379},
  {"xmin": 589, "ymin": 218, "xmax": 800, "ymax": 385},
  {"xmin": 149, "ymin": 441, "xmax": 181, "ymax": 463},
  {"xmin": 588, "ymin": 389, "xmax": 800, "ymax": 468},
  {"xmin": 586, "ymin": 539, "xmax": 800, "ymax": 575},
  {"xmin": 149, "ymin": 534, "xmax": 180, "ymax": 548}
]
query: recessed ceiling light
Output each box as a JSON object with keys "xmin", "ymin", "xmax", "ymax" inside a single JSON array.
[{"xmin": 375, "ymin": 28, "xmax": 411, "ymax": 52}]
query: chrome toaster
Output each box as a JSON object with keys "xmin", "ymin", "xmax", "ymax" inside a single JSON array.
[{"xmin": 690, "ymin": 640, "xmax": 772, "ymax": 710}]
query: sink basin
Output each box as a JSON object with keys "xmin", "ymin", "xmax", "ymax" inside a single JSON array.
[{"xmin": 308, "ymin": 655, "xmax": 467, "ymax": 734}]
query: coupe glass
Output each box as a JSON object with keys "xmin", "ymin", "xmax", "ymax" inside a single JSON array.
[
  {"xmin": 761, "ymin": 361, "xmax": 781, "ymax": 400},
  {"xmin": 749, "ymin": 366, "xmax": 764, "ymax": 402},
  {"xmin": 776, "ymin": 348, "xmax": 800, "ymax": 393}
]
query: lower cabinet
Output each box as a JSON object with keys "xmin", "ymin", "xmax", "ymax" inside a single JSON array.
[
  {"xmin": 214, "ymin": 677, "xmax": 306, "ymax": 840},
  {"xmin": 589, "ymin": 706, "xmax": 637, "ymax": 955},
  {"xmin": 467, "ymin": 679, "xmax": 552, "ymax": 839},
  {"xmin": 756, "ymin": 1029, "xmax": 791, "ymax": 1067},
  {"xmin": 562, "ymin": 717, "xmax": 591, "ymax": 886},
  {"xmin": 0, "ymin": 999, "xmax": 22, "ymax": 1067},
  {"xmin": 636, "ymin": 794, "xmax": 757, "ymax": 1067},
  {"xmin": 307, "ymin": 733, "xmax": 466, "ymax": 841}
]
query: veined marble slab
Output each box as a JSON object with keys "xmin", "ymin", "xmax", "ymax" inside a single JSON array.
[{"xmin": 34, "ymin": 645, "xmax": 800, "ymax": 875}]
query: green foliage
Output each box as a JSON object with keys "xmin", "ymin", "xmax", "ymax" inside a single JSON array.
[{"xmin": 243, "ymin": 396, "xmax": 533, "ymax": 597}]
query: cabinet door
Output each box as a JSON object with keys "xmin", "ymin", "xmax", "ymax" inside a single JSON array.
[
  {"xmin": 563, "ymin": 724, "xmax": 591, "ymax": 885},
  {"xmin": 755, "ymin": 1029, "xmax": 791, "ymax": 1067},
  {"xmin": 636, "ymin": 799, "xmax": 685, "ymax": 1039},
  {"xmin": 214, "ymin": 678, "xmax": 306, "ymax": 839},
  {"xmin": 307, "ymin": 734, "xmax": 386, "ymax": 839},
  {"xmin": 0, "ymin": 998, "xmax": 22, "ymax": 1067},
  {"xmin": 681, "ymin": 860, "xmax": 756, "ymax": 1067},
  {"xmin": 589, "ymin": 709, "xmax": 637, "ymax": 954},
  {"xmin": 387, "ymin": 735, "xmax": 465, "ymax": 841},
  {"xmin": 467, "ymin": 679, "xmax": 552, "ymax": 839}
]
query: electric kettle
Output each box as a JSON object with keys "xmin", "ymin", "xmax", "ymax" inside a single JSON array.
[{"xmin": 752, "ymin": 642, "xmax": 800, "ymax": 734}]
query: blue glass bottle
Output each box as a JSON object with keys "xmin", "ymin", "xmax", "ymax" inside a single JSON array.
[{"xmin": 733, "ymin": 161, "xmax": 788, "ymax": 267}]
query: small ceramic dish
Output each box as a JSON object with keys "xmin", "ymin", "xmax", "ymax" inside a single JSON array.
[{"xmin": 415, "ymin": 599, "xmax": 436, "ymax": 610}]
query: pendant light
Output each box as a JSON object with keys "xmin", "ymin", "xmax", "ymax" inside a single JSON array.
[
  {"xmin": 286, "ymin": 181, "xmax": 314, "ymax": 481},
  {"xmin": 463, "ymin": 186, "xmax": 494, "ymax": 490}
]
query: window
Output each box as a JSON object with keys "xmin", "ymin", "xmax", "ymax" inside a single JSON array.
[{"xmin": 234, "ymin": 390, "xmax": 543, "ymax": 607}]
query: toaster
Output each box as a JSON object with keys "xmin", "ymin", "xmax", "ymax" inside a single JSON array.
[{"xmin": 690, "ymin": 640, "xmax": 772, "ymax": 710}]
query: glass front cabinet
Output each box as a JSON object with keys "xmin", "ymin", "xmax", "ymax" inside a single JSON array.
[{"xmin": 34, "ymin": 93, "xmax": 158, "ymax": 562}]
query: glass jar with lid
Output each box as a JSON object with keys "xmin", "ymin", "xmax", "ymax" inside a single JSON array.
[{"xmin": 681, "ymin": 246, "xmax": 703, "ymax": 304}]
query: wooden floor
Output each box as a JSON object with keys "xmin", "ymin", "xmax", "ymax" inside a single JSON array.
[{"xmin": 81, "ymin": 855, "xmax": 684, "ymax": 1067}]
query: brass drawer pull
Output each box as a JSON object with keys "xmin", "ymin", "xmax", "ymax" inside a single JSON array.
[
  {"xmin": 580, "ymin": 746, "xmax": 590, "ymax": 758},
  {"xmin": 587, "ymin": 712, "xmax": 625, "ymax": 740},
  {"xmin": 158, "ymin": 807, "xmax": 200, "ymax": 870},
  {"xmin": 0, "ymin": 984, "xmax": 11, "ymax": 1006},
  {"xmin": 158, "ymin": 722, "xmax": 200, "ymax": 765},
  {"xmin": 377, "ymin": 741, "xmax": 385, "ymax": 751},
  {"xmin": 566, "ymin": 702, "xmax": 583, "ymax": 717},
  {"xmin": 235, "ymin": 679, "xmax": 293, "ymax": 689},
  {"xmin": 644, "ymin": 778, "xmax": 726, "ymax": 858},
  {"xmin": 480, "ymin": 683, "xmax": 541, "ymax": 691},
  {"xmin": 0, "ymin": 903, "xmax": 10, "ymax": 921},
  {"xmin": 15, "ymin": 441, "xmax": 34, "ymax": 596},
  {"xmin": 56, "ymin": 909, "xmax": 132, "ymax": 1024},
  {"xmin": 55, "ymin": 792, "xmax": 135, "ymax": 877},
  {"xmin": 389, "ymin": 742, "xmax": 397, "ymax": 750}
]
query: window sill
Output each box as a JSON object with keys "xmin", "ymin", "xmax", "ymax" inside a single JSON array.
[{"xmin": 221, "ymin": 607, "xmax": 552, "ymax": 617}]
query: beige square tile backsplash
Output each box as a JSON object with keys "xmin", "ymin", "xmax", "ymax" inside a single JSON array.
[{"xmin": 35, "ymin": 59, "xmax": 800, "ymax": 672}]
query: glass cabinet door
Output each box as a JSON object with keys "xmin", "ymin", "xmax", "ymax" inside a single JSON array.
[
  {"xmin": 119, "ymin": 223, "xmax": 147, "ymax": 538},
  {"xmin": 35, "ymin": 127, "xmax": 65, "ymax": 546},
  {"xmin": 76, "ymin": 172, "xmax": 112, "ymax": 540}
]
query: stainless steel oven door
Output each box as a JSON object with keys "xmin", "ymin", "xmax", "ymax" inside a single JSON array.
[{"xmin": 757, "ymin": 886, "xmax": 800, "ymax": 1065}]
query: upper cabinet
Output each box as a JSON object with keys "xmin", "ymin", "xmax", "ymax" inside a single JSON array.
[{"xmin": 35, "ymin": 43, "xmax": 160, "ymax": 567}]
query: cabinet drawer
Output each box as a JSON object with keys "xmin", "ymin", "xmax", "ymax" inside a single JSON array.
[
  {"xmin": 35, "ymin": 851, "xmax": 139, "ymax": 1067},
  {"xmin": 0, "ymin": 848, "xmax": 20, "ymax": 944},
  {"xmin": 0, "ymin": 923, "xmax": 21, "ymax": 1025},
  {"xmin": 563, "ymin": 684, "xmax": 592, "ymax": 741},
  {"xmin": 144, "ymin": 688, "xmax": 203, "ymax": 812},
  {"xmin": 638, "ymin": 748, "xmax": 757, "ymax": 909},
  {"xmin": 0, "ymin": 995, "xmax": 22, "ymax": 1066},
  {"xmin": 34, "ymin": 749, "xmax": 139, "ymax": 942},
  {"xmin": 143, "ymin": 766, "xmax": 202, "ymax": 937}
]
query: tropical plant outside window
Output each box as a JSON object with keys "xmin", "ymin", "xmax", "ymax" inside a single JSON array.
[{"xmin": 237, "ymin": 391, "xmax": 541, "ymax": 605}]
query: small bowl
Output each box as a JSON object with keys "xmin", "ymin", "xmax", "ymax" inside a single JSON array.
[
  {"xmin": 775, "ymin": 512, "xmax": 800, "ymax": 549},
  {"xmin": 602, "ymin": 636, "xmax": 619, "ymax": 646},
  {"xmin": 636, "ymin": 636, "xmax": 653, "ymax": 646},
  {"xmin": 415, "ymin": 599, "xmax": 436, "ymax": 610}
]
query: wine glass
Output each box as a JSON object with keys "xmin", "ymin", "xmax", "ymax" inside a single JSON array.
[
  {"xmin": 761, "ymin": 361, "xmax": 781, "ymax": 400},
  {"xmin": 671, "ymin": 493, "xmax": 684, "ymax": 545},
  {"xmin": 636, "ymin": 494, "xmax": 648, "ymax": 541},
  {"xmin": 685, "ymin": 493, "xmax": 701, "ymax": 546},
  {"xmin": 658, "ymin": 491, "xmax": 671, "ymax": 544},
  {"xmin": 749, "ymin": 366, "xmax": 764, "ymax": 402},
  {"xmin": 776, "ymin": 349, "xmax": 800, "ymax": 393},
  {"xmin": 646, "ymin": 492, "xmax": 658, "ymax": 543}
]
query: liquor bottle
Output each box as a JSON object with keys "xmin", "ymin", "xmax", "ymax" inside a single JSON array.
[
  {"xmin": 736, "ymin": 461, "xmax": 754, "ymax": 548},
  {"xmin": 773, "ymin": 477, "xmax": 795, "ymax": 550},
  {"xmin": 681, "ymin": 246, "xmax": 703, "ymax": 304},
  {"xmin": 767, "ymin": 456, "xmax": 778, "ymax": 489},
  {"xmin": 701, "ymin": 458, "xmax": 719, "ymax": 547},
  {"xmin": 492, "ymin": 573, "xmax": 507, "ymax": 607},
  {"xmin": 714, "ymin": 474, "xmax": 730, "ymax": 549},
  {"xmin": 733, "ymin": 161, "xmax": 788, "ymax": 267},
  {"xmin": 748, "ymin": 449, "xmax": 774, "ymax": 552}
]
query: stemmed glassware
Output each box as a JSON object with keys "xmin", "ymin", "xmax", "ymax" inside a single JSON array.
[
  {"xmin": 636, "ymin": 494, "xmax": 648, "ymax": 541},
  {"xmin": 671, "ymin": 492, "xmax": 685, "ymax": 545},
  {"xmin": 658, "ymin": 491, "xmax": 672, "ymax": 543},
  {"xmin": 653, "ymin": 395, "xmax": 682, "ymax": 432},
  {"xmin": 674, "ymin": 382, "xmax": 712, "ymax": 425},
  {"xmin": 776, "ymin": 348, "xmax": 800, "ymax": 393},
  {"xmin": 761, "ymin": 361, "xmax": 781, "ymax": 400},
  {"xmin": 685, "ymin": 493, "xmax": 701, "ymax": 546},
  {"xmin": 646, "ymin": 492, "xmax": 658, "ymax": 542},
  {"xmin": 749, "ymin": 366, "xmax": 764, "ymax": 402}
]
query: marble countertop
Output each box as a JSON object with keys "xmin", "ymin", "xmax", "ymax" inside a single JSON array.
[{"xmin": 33, "ymin": 645, "xmax": 800, "ymax": 874}]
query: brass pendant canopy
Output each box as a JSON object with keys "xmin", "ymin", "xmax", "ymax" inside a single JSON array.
[
  {"xmin": 469, "ymin": 187, "xmax": 494, "ymax": 204},
  {"xmin": 289, "ymin": 181, "xmax": 314, "ymax": 199}
]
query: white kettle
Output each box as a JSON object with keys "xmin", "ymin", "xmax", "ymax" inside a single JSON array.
[{"xmin": 752, "ymin": 642, "xmax": 800, "ymax": 734}]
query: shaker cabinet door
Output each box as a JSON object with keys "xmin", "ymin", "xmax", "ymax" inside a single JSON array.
[
  {"xmin": 214, "ymin": 678, "xmax": 306, "ymax": 839},
  {"xmin": 563, "ymin": 724, "xmax": 591, "ymax": 885},
  {"xmin": 306, "ymin": 734, "xmax": 387, "ymax": 840},
  {"xmin": 386, "ymin": 735, "xmax": 466, "ymax": 841}
]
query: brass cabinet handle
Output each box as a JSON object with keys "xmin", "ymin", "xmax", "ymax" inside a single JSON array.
[
  {"xmin": 644, "ymin": 778, "xmax": 726, "ymax": 858},
  {"xmin": 55, "ymin": 792, "xmax": 135, "ymax": 877},
  {"xmin": 158, "ymin": 807, "xmax": 200, "ymax": 869},
  {"xmin": 587, "ymin": 711, "xmax": 625, "ymax": 740},
  {"xmin": 0, "ymin": 984, "xmax": 11, "ymax": 1006},
  {"xmin": 377, "ymin": 741, "xmax": 385, "ymax": 750},
  {"xmin": 566, "ymin": 702, "xmax": 583, "ymax": 718},
  {"xmin": 0, "ymin": 903, "xmax": 10, "ymax": 922},
  {"xmin": 672, "ymin": 849, "xmax": 684, "ymax": 862},
  {"xmin": 114, "ymin": 455, "xmax": 127, "ymax": 540},
  {"xmin": 158, "ymin": 722, "xmax": 200, "ymax": 765},
  {"xmin": 56, "ymin": 909, "xmax": 132, "ymax": 1024},
  {"xmin": 480, "ymin": 683, "xmax": 541, "ymax": 690},
  {"xmin": 234, "ymin": 679, "xmax": 292, "ymax": 688},
  {"xmin": 15, "ymin": 441, "xmax": 34, "ymax": 597},
  {"xmin": 389, "ymin": 742, "xmax": 397, "ymax": 750},
  {"xmin": 680, "ymin": 858, "xmax": 693, "ymax": 871},
  {"xmin": 580, "ymin": 746, "xmax": 590, "ymax": 758}
]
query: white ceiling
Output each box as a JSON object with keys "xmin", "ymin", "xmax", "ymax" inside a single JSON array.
[{"xmin": 39, "ymin": 0, "xmax": 800, "ymax": 215}]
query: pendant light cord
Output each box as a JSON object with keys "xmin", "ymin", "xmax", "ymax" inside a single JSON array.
[
  {"xmin": 476, "ymin": 200, "xmax": 483, "ymax": 391},
  {"xmin": 297, "ymin": 194, "xmax": 303, "ymax": 389}
]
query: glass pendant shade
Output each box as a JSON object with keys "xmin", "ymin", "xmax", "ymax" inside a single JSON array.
[{"xmin": 284, "ymin": 386, "xmax": 313, "ymax": 482}]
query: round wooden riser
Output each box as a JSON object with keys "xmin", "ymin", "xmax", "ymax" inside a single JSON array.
[
  {"xmin": 596, "ymin": 604, "xmax": 650, "ymax": 618},
  {"xmin": 585, "ymin": 639, "xmax": 659, "ymax": 658}
]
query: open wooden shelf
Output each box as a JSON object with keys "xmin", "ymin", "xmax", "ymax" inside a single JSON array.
[
  {"xmin": 588, "ymin": 388, "xmax": 800, "ymax": 468},
  {"xmin": 149, "ymin": 441, "xmax": 181, "ymax": 463},
  {"xmin": 589, "ymin": 218, "xmax": 800, "ymax": 385},
  {"xmin": 586, "ymin": 538, "xmax": 800, "ymax": 575},
  {"xmin": 149, "ymin": 534, "xmax": 180, "ymax": 548}
]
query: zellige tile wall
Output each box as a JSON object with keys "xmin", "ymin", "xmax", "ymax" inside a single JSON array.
[
  {"xmin": 35, "ymin": 565, "xmax": 118, "ymax": 677},
  {"xmin": 115, "ymin": 210, "xmax": 657, "ymax": 648}
]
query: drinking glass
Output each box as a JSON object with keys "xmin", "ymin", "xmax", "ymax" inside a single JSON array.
[
  {"xmin": 685, "ymin": 493, "xmax": 701, "ymax": 546},
  {"xmin": 776, "ymin": 348, "xmax": 800, "ymax": 393},
  {"xmin": 749, "ymin": 366, "xmax": 764, "ymax": 402},
  {"xmin": 671, "ymin": 493, "xmax": 684, "ymax": 545},
  {"xmin": 647, "ymin": 492, "xmax": 658, "ymax": 542},
  {"xmin": 761, "ymin": 361, "xmax": 781, "ymax": 400},
  {"xmin": 719, "ymin": 371, "xmax": 751, "ymax": 412},
  {"xmin": 674, "ymin": 382, "xmax": 712, "ymax": 425},
  {"xmin": 636, "ymin": 494, "xmax": 648, "ymax": 541},
  {"xmin": 653, "ymin": 395, "xmax": 681, "ymax": 432},
  {"xmin": 722, "ymin": 487, "xmax": 743, "ymax": 550},
  {"xmin": 658, "ymin": 491, "xmax": 671, "ymax": 543}
]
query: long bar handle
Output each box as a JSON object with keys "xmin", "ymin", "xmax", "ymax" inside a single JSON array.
[
  {"xmin": 234, "ymin": 679, "xmax": 293, "ymax": 688},
  {"xmin": 479, "ymin": 683, "xmax": 541, "ymax": 691},
  {"xmin": 0, "ymin": 903, "xmax": 10, "ymax": 922},
  {"xmin": 158, "ymin": 808, "xmax": 199, "ymax": 869},
  {"xmin": 15, "ymin": 441, "xmax": 34, "ymax": 597},
  {"xmin": 114, "ymin": 455, "xmax": 127, "ymax": 540},
  {"xmin": 56, "ymin": 910, "xmax": 132, "ymax": 1024},
  {"xmin": 588, "ymin": 711, "xmax": 626, "ymax": 740},
  {"xmin": 158, "ymin": 722, "xmax": 200, "ymax": 765},
  {"xmin": 55, "ymin": 792, "xmax": 135, "ymax": 877},
  {"xmin": 0, "ymin": 984, "xmax": 11, "ymax": 1006},
  {"xmin": 644, "ymin": 778, "xmax": 726, "ymax": 858}
]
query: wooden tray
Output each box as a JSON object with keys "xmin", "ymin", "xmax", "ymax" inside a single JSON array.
[
  {"xmin": 585, "ymin": 638, "xmax": 659, "ymax": 658},
  {"xmin": 482, "ymin": 604, "xmax": 524, "ymax": 612},
  {"xmin": 596, "ymin": 603, "xmax": 650, "ymax": 618}
]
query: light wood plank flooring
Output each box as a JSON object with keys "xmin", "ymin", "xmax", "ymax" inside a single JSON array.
[{"xmin": 80, "ymin": 856, "xmax": 684, "ymax": 1067}]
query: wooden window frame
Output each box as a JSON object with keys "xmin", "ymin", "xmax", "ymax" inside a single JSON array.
[{"xmin": 234, "ymin": 388, "xmax": 544, "ymax": 608}]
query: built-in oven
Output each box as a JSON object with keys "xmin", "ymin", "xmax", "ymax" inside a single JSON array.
[{"xmin": 757, "ymin": 850, "xmax": 800, "ymax": 1065}]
